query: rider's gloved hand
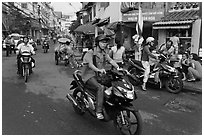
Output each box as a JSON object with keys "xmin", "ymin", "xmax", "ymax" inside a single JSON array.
[{"xmin": 98, "ymin": 69, "xmax": 106, "ymax": 74}]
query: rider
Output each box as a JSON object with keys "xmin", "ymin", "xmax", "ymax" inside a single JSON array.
[
  {"xmin": 16, "ymin": 36, "xmax": 35, "ymax": 74},
  {"xmin": 141, "ymin": 37, "xmax": 158, "ymax": 91},
  {"xmin": 158, "ymin": 39, "xmax": 176, "ymax": 57},
  {"xmin": 81, "ymin": 34, "xmax": 119, "ymax": 119}
]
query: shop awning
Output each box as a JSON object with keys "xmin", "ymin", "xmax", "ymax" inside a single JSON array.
[
  {"xmin": 161, "ymin": 10, "xmax": 199, "ymax": 21},
  {"xmin": 74, "ymin": 22, "xmax": 103, "ymax": 35},
  {"xmin": 153, "ymin": 25, "xmax": 191, "ymax": 29},
  {"xmin": 153, "ymin": 10, "xmax": 199, "ymax": 30},
  {"xmin": 153, "ymin": 20, "xmax": 193, "ymax": 26}
]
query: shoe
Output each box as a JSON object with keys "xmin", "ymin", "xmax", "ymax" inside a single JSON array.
[
  {"xmin": 182, "ymin": 77, "xmax": 186, "ymax": 81},
  {"xmin": 96, "ymin": 112, "xmax": 104, "ymax": 119},
  {"xmin": 141, "ymin": 85, "xmax": 147, "ymax": 91},
  {"xmin": 187, "ymin": 78, "xmax": 196, "ymax": 82}
]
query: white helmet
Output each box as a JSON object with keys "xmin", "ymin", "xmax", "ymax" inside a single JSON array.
[{"xmin": 146, "ymin": 37, "xmax": 155, "ymax": 44}]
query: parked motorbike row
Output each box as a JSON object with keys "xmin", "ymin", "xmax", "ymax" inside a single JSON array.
[{"xmin": 127, "ymin": 53, "xmax": 183, "ymax": 94}]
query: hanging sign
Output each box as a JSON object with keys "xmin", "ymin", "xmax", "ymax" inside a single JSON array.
[{"xmin": 122, "ymin": 9, "xmax": 164, "ymax": 22}]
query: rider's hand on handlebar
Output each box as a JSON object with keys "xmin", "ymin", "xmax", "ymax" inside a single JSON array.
[
  {"xmin": 117, "ymin": 67, "xmax": 123, "ymax": 71},
  {"xmin": 98, "ymin": 69, "xmax": 106, "ymax": 74}
]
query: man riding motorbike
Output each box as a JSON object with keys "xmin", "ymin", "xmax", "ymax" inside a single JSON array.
[
  {"xmin": 16, "ymin": 36, "xmax": 35, "ymax": 74},
  {"xmin": 81, "ymin": 34, "xmax": 119, "ymax": 119}
]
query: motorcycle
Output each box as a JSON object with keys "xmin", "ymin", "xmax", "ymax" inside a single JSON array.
[
  {"xmin": 19, "ymin": 51, "xmax": 34, "ymax": 82},
  {"xmin": 55, "ymin": 50, "xmax": 78, "ymax": 68},
  {"xmin": 43, "ymin": 41, "xmax": 49, "ymax": 53},
  {"xmin": 66, "ymin": 69, "xmax": 142, "ymax": 135},
  {"xmin": 127, "ymin": 54, "xmax": 183, "ymax": 94},
  {"xmin": 3, "ymin": 42, "xmax": 11, "ymax": 57}
]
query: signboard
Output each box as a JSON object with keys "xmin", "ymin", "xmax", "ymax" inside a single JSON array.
[{"xmin": 122, "ymin": 9, "xmax": 164, "ymax": 22}]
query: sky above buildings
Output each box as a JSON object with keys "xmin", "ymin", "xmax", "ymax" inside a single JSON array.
[{"xmin": 51, "ymin": 2, "xmax": 82, "ymax": 15}]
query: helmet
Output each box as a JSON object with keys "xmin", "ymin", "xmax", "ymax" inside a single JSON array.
[
  {"xmin": 95, "ymin": 34, "xmax": 110, "ymax": 43},
  {"xmin": 146, "ymin": 37, "xmax": 155, "ymax": 44}
]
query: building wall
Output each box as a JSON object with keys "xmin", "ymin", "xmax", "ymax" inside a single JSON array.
[
  {"xmin": 100, "ymin": 2, "xmax": 122, "ymax": 23},
  {"xmin": 191, "ymin": 19, "xmax": 201, "ymax": 54},
  {"xmin": 158, "ymin": 29, "xmax": 166, "ymax": 48}
]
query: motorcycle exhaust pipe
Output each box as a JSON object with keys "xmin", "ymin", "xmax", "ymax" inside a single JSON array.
[{"xmin": 66, "ymin": 93, "xmax": 78, "ymax": 106}]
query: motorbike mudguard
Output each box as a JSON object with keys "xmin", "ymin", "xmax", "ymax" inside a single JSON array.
[
  {"xmin": 118, "ymin": 103, "xmax": 136, "ymax": 111},
  {"xmin": 70, "ymin": 80, "xmax": 78, "ymax": 90}
]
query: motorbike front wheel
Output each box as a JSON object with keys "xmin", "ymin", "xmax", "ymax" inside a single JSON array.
[
  {"xmin": 55, "ymin": 55, "xmax": 59, "ymax": 65},
  {"xmin": 113, "ymin": 110, "xmax": 142, "ymax": 135},
  {"xmin": 24, "ymin": 67, "xmax": 29, "ymax": 83},
  {"xmin": 165, "ymin": 77, "xmax": 183, "ymax": 94},
  {"xmin": 72, "ymin": 89, "xmax": 86, "ymax": 115}
]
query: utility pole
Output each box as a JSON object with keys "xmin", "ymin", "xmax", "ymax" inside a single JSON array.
[{"xmin": 37, "ymin": 3, "xmax": 42, "ymax": 39}]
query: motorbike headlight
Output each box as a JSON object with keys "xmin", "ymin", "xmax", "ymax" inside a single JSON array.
[
  {"xmin": 114, "ymin": 87, "xmax": 124, "ymax": 98},
  {"xmin": 166, "ymin": 65, "xmax": 176, "ymax": 72},
  {"xmin": 117, "ymin": 86, "xmax": 134, "ymax": 100}
]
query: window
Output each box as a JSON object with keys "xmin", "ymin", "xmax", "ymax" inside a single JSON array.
[{"xmin": 21, "ymin": 3, "xmax": 28, "ymax": 9}]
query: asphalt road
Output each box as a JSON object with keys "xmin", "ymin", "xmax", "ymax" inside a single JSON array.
[{"xmin": 2, "ymin": 43, "xmax": 202, "ymax": 135}]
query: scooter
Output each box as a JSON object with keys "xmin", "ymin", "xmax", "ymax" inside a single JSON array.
[
  {"xmin": 43, "ymin": 41, "xmax": 49, "ymax": 53},
  {"xmin": 66, "ymin": 69, "xmax": 142, "ymax": 135},
  {"xmin": 19, "ymin": 51, "xmax": 34, "ymax": 83},
  {"xmin": 127, "ymin": 54, "xmax": 183, "ymax": 94}
]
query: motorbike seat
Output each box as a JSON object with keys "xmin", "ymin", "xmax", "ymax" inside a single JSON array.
[{"xmin": 130, "ymin": 59, "xmax": 145, "ymax": 70}]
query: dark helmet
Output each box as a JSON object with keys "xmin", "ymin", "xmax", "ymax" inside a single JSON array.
[
  {"xmin": 23, "ymin": 35, "xmax": 29, "ymax": 39},
  {"xmin": 95, "ymin": 34, "xmax": 111, "ymax": 43}
]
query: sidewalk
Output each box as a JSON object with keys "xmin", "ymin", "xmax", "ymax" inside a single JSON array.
[{"xmin": 183, "ymin": 80, "xmax": 202, "ymax": 94}]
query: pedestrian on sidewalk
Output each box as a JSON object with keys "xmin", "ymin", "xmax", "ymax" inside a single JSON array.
[
  {"xmin": 109, "ymin": 35, "xmax": 126, "ymax": 68},
  {"xmin": 187, "ymin": 53, "xmax": 202, "ymax": 82},
  {"xmin": 180, "ymin": 52, "xmax": 190, "ymax": 81},
  {"xmin": 132, "ymin": 34, "xmax": 144, "ymax": 61},
  {"xmin": 170, "ymin": 33, "xmax": 180, "ymax": 55}
]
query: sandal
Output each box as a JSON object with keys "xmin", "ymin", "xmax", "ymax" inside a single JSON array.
[
  {"xmin": 96, "ymin": 113, "xmax": 104, "ymax": 119},
  {"xmin": 187, "ymin": 78, "xmax": 196, "ymax": 82}
]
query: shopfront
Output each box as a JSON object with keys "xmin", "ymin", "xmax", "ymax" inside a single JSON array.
[
  {"xmin": 120, "ymin": 2, "xmax": 165, "ymax": 49},
  {"xmin": 153, "ymin": 10, "xmax": 201, "ymax": 54}
]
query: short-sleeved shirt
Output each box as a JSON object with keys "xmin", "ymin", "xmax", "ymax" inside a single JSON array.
[
  {"xmin": 81, "ymin": 48, "xmax": 111, "ymax": 81},
  {"xmin": 141, "ymin": 44, "xmax": 156, "ymax": 61},
  {"xmin": 111, "ymin": 46, "xmax": 125, "ymax": 63},
  {"xmin": 160, "ymin": 44, "xmax": 175, "ymax": 56},
  {"xmin": 170, "ymin": 36, "xmax": 180, "ymax": 47},
  {"xmin": 17, "ymin": 43, "xmax": 34, "ymax": 54}
]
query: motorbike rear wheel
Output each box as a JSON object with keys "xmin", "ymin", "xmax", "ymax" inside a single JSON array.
[
  {"xmin": 113, "ymin": 110, "xmax": 142, "ymax": 135},
  {"xmin": 72, "ymin": 89, "xmax": 86, "ymax": 115},
  {"xmin": 165, "ymin": 77, "xmax": 183, "ymax": 94}
]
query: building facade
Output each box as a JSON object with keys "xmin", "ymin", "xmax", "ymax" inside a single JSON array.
[
  {"xmin": 78, "ymin": 2, "xmax": 201, "ymax": 54},
  {"xmin": 2, "ymin": 2, "xmax": 58, "ymax": 39},
  {"xmin": 153, "ymin": 2, "xmax": 201, "ymax": 54}
]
